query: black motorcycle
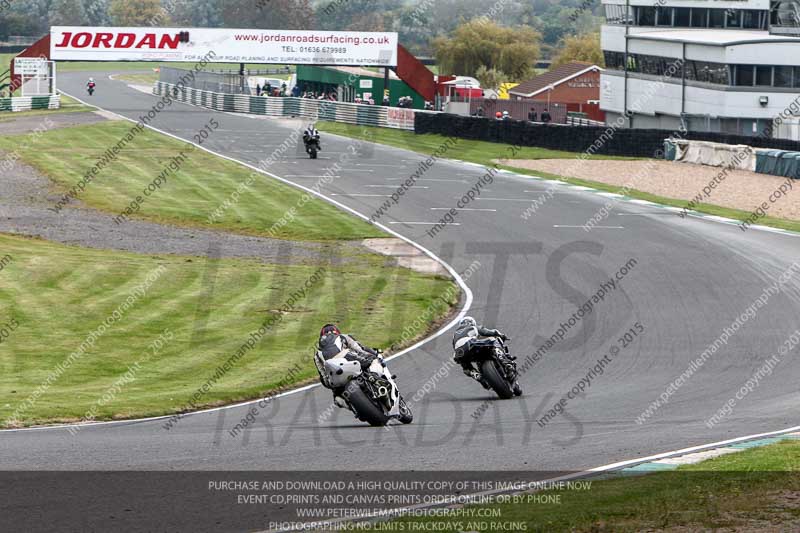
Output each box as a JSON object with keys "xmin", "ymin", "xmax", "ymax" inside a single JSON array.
[
  {"xmin": 465, "ymin": 337, "xmax": 519, "ymax": 399},
  {"xmin": 303, "ymin": 132, "xmax": 321, "ymax": 159}
]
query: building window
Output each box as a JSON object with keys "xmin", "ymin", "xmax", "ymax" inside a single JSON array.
[
  {"xmin": 734, "ymin": 65, "xmax": 755, "ymax": 86},
  {"xmin": 637, "ymin": 6, "xmax": 655, "ymax": 26},
  {"xmin": 605, "ymin": 4, "xmax": 631, "ymax": 25},
  {"xmin": 710, "ymin": 9, "xmax": 725, "ymax": 27},
  {"xmin": 726, "ymin": 10, "xmax": 742, "ymax": 28},
  {"xmin": 603, "ymin": 51, "xmax": 625, "ymax": 69},
  {"xmin": 655, "ymin": 6, "xmax": 674, "ymax": 26},
  {"xmin": 691, "ymin": 8, "xmax": 708, "ymax": 27},
  {"xmin": 691, "ymin": 61, "xmax": 730, "ymax": 85},
  {"xmin": 742, "ymin": 10, "xmax": 764, "ymax": 29},
  {"xmin": 775, "ymin": 66, "xmax": 793, "ymax": 87},
  {"xmin": 756, "ymin": 65, "xmax": 773, "ymax": 85},
  {"xmin": 675, "ymin": 7, "xmax": 691, "ymax": 26}
]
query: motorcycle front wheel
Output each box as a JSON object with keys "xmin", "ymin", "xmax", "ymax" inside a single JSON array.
[
  {"xmin": 398, "ymin": 397, "xmax": 413, "ymax": 424},
  {"xmin": 345, "ymin": 380, "xmax": 389, "ymax": 426},
  {"xmin": 480, "ymin": 359, "xmax": 514, "ymax": 399}
]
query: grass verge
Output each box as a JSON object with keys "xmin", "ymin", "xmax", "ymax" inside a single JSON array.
[
  {"xmin": 0, "ymin": 232, "xmax": 457, "ymax": 427},
  {"xmin": 318, "ymin": 121, "xmax": 634, "ymax": 163},
  {"xmin": 372, "ymin": 438, "xmax": 800, "ymax": 532},
  {"xmin": 0, "ymin": 121, "xmax": 384, "ymax": 241},
  {"xmin": 318, "ymin": 123, "xmax": 800, "ymax": 234}
]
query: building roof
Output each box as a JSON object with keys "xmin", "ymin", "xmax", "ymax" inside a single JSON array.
[
  {"xmin": 629, "ymin": 29, "xmax": 800, "ymax": 46},
  {"xmin": 509, "ymin": 62, "xmax": 602, "ymax": 98}
]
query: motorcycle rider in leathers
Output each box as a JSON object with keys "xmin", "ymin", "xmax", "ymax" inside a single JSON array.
[
  {"xmin": 452, "ymin": 316, "xmax": 522, "ymax": 396},
  {"xmin": 318, "ymin": 323, "xmax": 381, "ymax": 407}
]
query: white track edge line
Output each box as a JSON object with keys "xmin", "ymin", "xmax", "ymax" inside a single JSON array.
[
  {"xmin": 0, "ymin": 90, "xmax": 473, "ymax": 433},
  {"xmin": 12, "ymin": 93, "xmax": 799, "ymax": 506},
  {"xmin": 272, "ymin": 424, "xmax": 800, "ymax": 532}
]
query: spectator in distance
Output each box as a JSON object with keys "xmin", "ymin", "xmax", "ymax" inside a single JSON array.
[
  {"xmin": 528, "ymin": 107, "xmax": 537, "ymax": 122},
  {"xmin": 541, "ymin": 108, "xmax": 552, "ymax": 124}
]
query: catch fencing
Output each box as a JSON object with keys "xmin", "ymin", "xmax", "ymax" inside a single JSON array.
[
  {"xmin": 153, "ymin": 81, "xmax": 436, "ymax": 130},
  {"xmin": 159, "ymin": 67, "xmax": 250, "ymax": 95},
  {"xmin": 0, "ymin": 94, "xmax": 60, "ymax": 112}
]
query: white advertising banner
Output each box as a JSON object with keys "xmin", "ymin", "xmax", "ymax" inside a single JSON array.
[{"xmin": 50, "ymin": 27, "xmax": 398, "ymax": 66}]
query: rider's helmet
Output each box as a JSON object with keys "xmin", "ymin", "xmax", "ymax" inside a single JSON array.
[
  {"xmin": 320, "ymin": 323, "xmax": 340, "ymax": 338},
  {"xmin": 89, "ymin": 77, "xmax": 94, "ymax": 83},
  {"xmin": 459, "ymin": 316, "xmax": 477, "ymax": 328},
  {"xmin": 495, "ymin": 111, "xmax": 502, "ymax": 118}
]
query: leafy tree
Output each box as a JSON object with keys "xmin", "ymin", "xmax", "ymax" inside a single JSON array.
[
  {"xmin": 48, "ymin": 0, "xmax": 88, "ymax": 26},
  {"xmin": 433, "ymin": 20, "xmax": 539, "ymax": 82},
  {"xmin": 84, "ymin": 0, "xmax": 112, "ymax": 25},
  {"xmin": 109, "ymin": 0, "xmax": 162, "ymax": 26},
  {"xmin": 223, "ymin": 0, "xmax": 313, "ymax": 30},
  {"xmin": 551, "ymin": 32, "xmax": 604, "ymax": 68},
  {"xmin": 172, "ymin": 0, "xmax": 223, "ymax": 27},
  {"xmin": 474, "ymin": 65, "xmax": 506, "ymax": 91}
]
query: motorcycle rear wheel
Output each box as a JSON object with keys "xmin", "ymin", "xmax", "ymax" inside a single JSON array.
[
  {"xmin": 345, "ymin": 380, "xmax": 389, "ymax": 426},
  {"xmin": 480, "ymin": 359, "xmax": 514, "ymax": 399}
]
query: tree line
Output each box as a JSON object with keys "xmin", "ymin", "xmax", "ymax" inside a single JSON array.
[{"xmin": 1, "ymin": 0, "xmax": 604, "ymax": 85}]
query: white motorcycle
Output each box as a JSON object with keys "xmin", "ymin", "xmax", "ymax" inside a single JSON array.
[{"xmin": 315, "ymin": 349, "xmax": 413, "ymax": 426}]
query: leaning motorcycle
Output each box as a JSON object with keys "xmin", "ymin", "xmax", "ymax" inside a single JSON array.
[
  {"xmin": 315, "ymin": 349, "xmax": 413, "ymax": 426},
  {"xmin": 303, "ymin": 133, "xmax": 320, "ymax": 159},
  {"xmin": 87, "ymin": 83, "xmax": 95, "ymax": 96},
  {"xmin": 466, "ymin": 337, "xmax": 518, "ymax": 399}
]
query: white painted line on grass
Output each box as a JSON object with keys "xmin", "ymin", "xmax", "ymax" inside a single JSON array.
[{"xmin": 4, "ymin": 90, "xmax": 475, "ymax": 435}]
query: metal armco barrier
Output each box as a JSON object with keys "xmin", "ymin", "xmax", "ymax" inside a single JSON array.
[
  {"xmin": 154, "ymin": 82, "xmax": 435, "ymax": 130},
  {"xmin": 0, "ymin": 94, "xmax": 60, "ymax": 112}
]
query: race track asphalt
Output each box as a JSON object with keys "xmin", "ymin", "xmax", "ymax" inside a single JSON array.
[{"xmin": 2, "ymin": 73, "xmax": 800, "ymax": 531}]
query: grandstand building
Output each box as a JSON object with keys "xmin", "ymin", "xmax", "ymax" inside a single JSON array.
[{"xmin": 600, "ymin": 0, "xmax": 800, "ymax": 137}]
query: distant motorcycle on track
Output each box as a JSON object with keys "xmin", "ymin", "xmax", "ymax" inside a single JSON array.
[
  {"xmin": 302, "ymin": 126, "xmax": 321, "ymax": 159},
  {"xmin": 87, "ymin": 81, "xmax": 96, "ymax": 96}
]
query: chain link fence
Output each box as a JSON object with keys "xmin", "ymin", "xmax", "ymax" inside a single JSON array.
[{"xmin": 159, "ymin": 67, "xmax": 251, "ymax": 95}]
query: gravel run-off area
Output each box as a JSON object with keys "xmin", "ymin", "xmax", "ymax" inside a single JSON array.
[
  {"xmin": 0, "ymin": 112, "xmax": 366, "ymax": 266},
  {"xmin": 496, "ymin": 158, "xmax": 800, "ymax": 222}
]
